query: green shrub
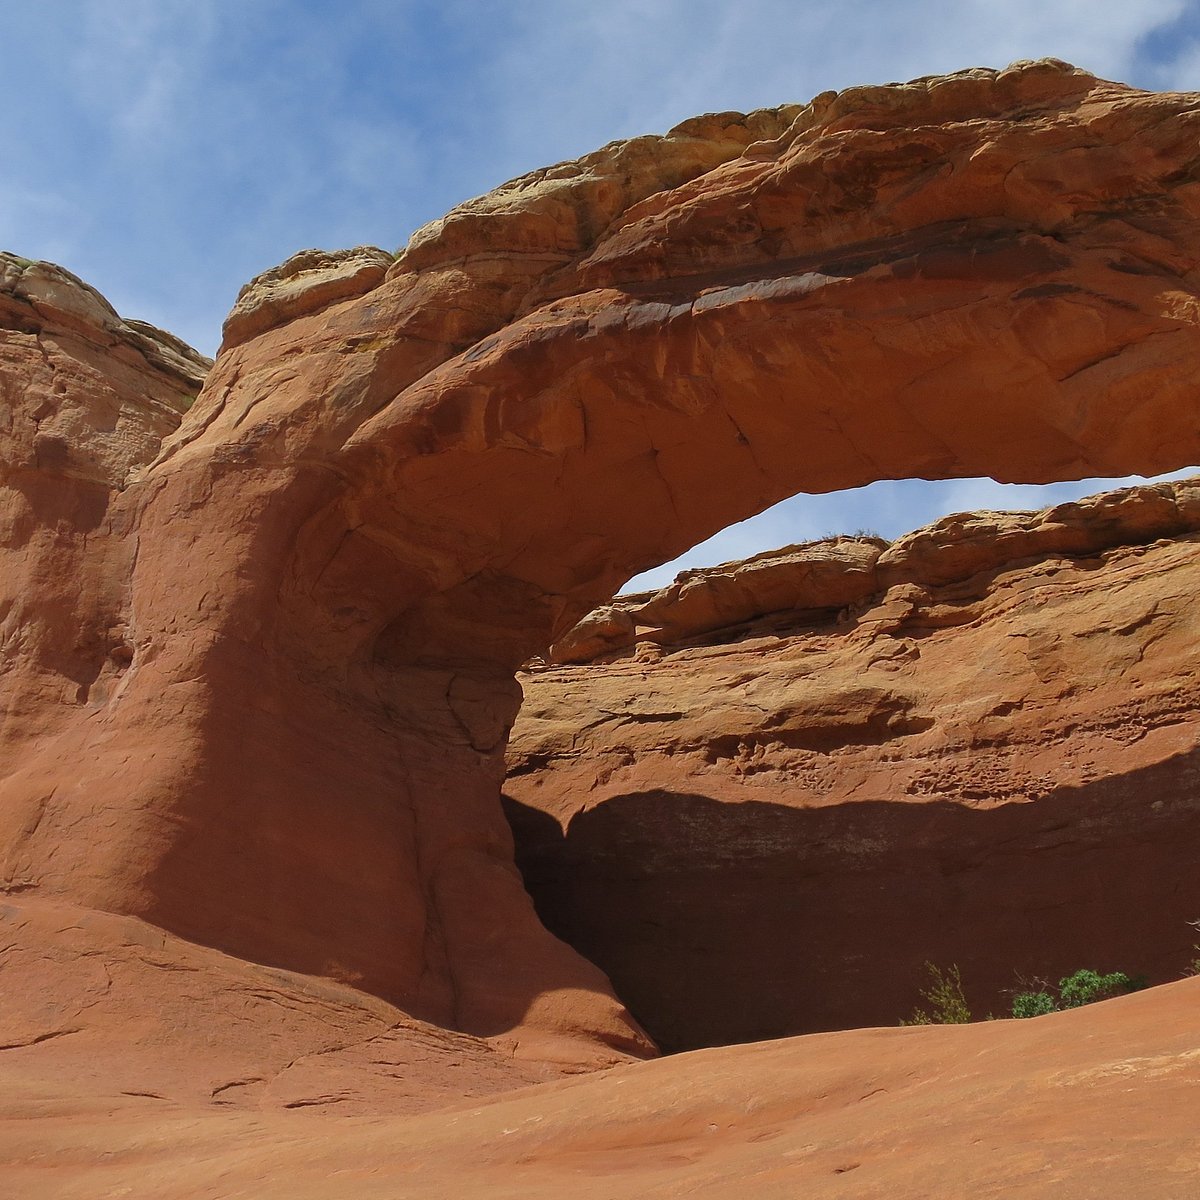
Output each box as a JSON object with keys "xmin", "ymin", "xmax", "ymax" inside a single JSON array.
[
  {"xmin": 1011, "ymin": 990, "xmax": 1056, "ymax": 1018},
  {"xmin": 1010, "ymin": 968, "xmax": 1142, "ymax": 1018},
  {"xmin": 901, "ymin": 963, "xmax": 971, "ymax": 1025},
  {"xmin": 904, "ymin": 960, "xmax": 1146, "ymax": 1025},
  {"xmin": 1057, "ymin": 968, "xmax": 1141, "ymax": 1008}
]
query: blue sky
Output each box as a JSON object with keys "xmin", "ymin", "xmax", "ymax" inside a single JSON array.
[{"xmin": 3, "ymin": 2, "xmax": 1198, "ymax": 590}]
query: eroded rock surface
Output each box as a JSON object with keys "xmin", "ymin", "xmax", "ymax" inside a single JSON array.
[
  {"xmin": 5, "ymin": 978, "xmax": 1200, "ymax": 1198},
  {"xmin": 4, "ymin": 60, "xmax": 1200, "ymax": 1077},
  {"xmin": 221, "ymin": 246, "xmax": 395, "ymax": 349},
  {"xmin": 0, "ymin": 252, "xmax": 209, "ymax": 758},
  {"xmin": 0, "ymin": 894, "xmax": 568, "ymax": 1115},
  {"xmin": 509, "ymin": 480, "xmax": 1200, "ymax": 1048}
]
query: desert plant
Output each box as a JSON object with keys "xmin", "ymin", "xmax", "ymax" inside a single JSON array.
[
  {"xmin": 1011, "ymin": 990, "xmax": 1056, "ymax": 1018},
  {"xmin": 901, "ymin": 962, "xmax": 971, "ymax": 1025},
  {"xmin": 1057, "ymin": 968, "xmax": 1141, "ymax": 1008},
  {"xmin": 904, "ymin": 960, "xmax": 1145, "ymax": 1024},
  {"xmin": 1010, "ymin": 968, "xmax": 1142, "ymax": 1017},
  {"xmin": 820, "ymin": 527, "xmax": 889, "ymax": 544},
  {"xmin": 1184, "ymin": 919, "xmax": 1200, "ymax": 977}
]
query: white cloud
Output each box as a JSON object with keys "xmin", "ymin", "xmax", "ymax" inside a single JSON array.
[
  {"xmin": 1144, "ymin": 30, "xmax": 1200, "ymax": 91},
  {"xmin": 66, "ymin": 2, "xmax": 221, "ymax": 146},
  {"xmin": 449, "ymin": 0, "xmax": 1191, "ymax": 186},
  {"xmin": 3, "ymin": 0, "xmax": 1190, "ymax": 350}
]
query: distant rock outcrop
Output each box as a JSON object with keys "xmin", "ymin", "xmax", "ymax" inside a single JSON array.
[{"xmin": 548, "ymin": 479, "xmax": 1200, "ymax": 659}]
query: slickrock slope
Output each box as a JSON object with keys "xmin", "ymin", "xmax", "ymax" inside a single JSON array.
[
  {"xmin": 5, "ymin": 58, "xmax": 1200, "ymax": 1078},
  {"xmin": 5, "ymin": 979, "xmax": 1200, "ymax": 1198},
  {"xmin": 0, "ymin": 894, "xmax": 568, "ymax": 1115},
  {"xmin": 509, "ymin": 480, "xmax": 1200, "ymax": 1049}
]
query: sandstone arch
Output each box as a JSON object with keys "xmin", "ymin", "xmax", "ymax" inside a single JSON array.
[{"xmin": 3, "ymin": 60, "xmax": 1200, "ymax": 1060}]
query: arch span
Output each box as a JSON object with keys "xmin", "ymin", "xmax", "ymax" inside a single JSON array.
[{"xmin": 4, "ymin": 60, "xmax": 1200, "ymax": 1060}]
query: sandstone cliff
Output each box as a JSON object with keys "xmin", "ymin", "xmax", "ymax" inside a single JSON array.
[
  {"xmin": 7, "ymin": 61, "xmax": 1200, "ymax": 1063},
  {"xmin": 0, "ymin": 253, "xmax": 208, "ymax": 746}
]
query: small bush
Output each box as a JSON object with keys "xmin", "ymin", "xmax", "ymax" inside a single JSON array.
[
  {"xmin": 1058, "ymin": 968, "xmax": 1141, "ymax": 1008},
  {"xmin": 902, "ymin": 963, "xmax": 971, "ymax": 1025},
  {"xmin": 1010, "ymin": 968, "xmax": 1142, "ymax": 1018},
  {"xmin": 1011, "ymin": 990, "xmax": 1056, "ymax": 1018},
  {"xmin": 904, "ymin": 960, "xmax": 1146, "ymax": 1024},
  {"xmin": 1184, "ymin": 919, "xmax": 1200, "ymax": 977}
]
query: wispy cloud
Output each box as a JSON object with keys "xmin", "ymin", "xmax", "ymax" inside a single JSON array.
[
  {"xmin": 452, "ymin": 0, "xmax": 1193, "ymax": 177},
  {"xmin": 66, "ymin": 1, "xmax": 221, "ymax": 147}
]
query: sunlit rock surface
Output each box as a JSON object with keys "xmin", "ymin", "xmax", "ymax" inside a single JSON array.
[{"xmin": 3, "ymin": 59, "xmax": 1200, "ymax": 1196}]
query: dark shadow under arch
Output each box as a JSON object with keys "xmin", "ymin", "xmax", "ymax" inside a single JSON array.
[{"xmin": 505, "ymin": 754, "xmax": 1200, "ymax": 1050}]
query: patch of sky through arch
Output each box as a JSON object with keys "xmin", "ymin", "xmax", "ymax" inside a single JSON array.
[{"xmin": 621, "ymin": 468, "xmax": 1200, "ymax": 594}]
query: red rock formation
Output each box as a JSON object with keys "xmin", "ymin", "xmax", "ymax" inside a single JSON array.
[
  {"xmin": 5, "ymin": 60, "xmax": 1200, "ymax": 1070},
  {"xmin": 508, "ymin": 480, "xmax": 1200, "ymax": 1049},
  {"xmin": 0, "ymin": 254, "xmax": 208, "ymax": 744}
]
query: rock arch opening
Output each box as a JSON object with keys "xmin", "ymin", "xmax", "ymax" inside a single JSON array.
[
  {"xmin": 505, "ymin": 474, "xmax": 1200, "ymax": 1050},
  {"xmin": 620, "ymin": 468, "xmax": 1200, "ymax": 594}
]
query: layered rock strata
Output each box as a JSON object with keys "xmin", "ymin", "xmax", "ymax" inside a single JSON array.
[
  {"xmin": 509, "ymin": 480, "xmax": 1200, "ymax": 1048},
  {"xmin": 4, "ymin": 61, "xmax": 1200, "ymax": 1064}
]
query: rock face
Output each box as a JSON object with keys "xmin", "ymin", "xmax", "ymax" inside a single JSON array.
[
  {"xmin": 221, "ymin": 246, "xmax": 395, "ymax": 349},
  {"xmin": 5, "ymin": 59, "xmax": 1200, "ymax": 1074},
  {"xmin": 508, "ymin": 480, "xmax": 1200, "ymax": 1049},
  {"xmin": 0, "ymin": 252, "xmax": 208, "ymax": 771}
]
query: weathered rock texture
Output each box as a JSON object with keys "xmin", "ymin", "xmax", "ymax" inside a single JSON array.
[
  {"xmin": 509, "ymin": 480, "xmax": 1200, "ymax": 1049},
  {"xmin": 5, "ymin": 60, "xmax": 1200, "ymax": 1074},
  {"xmin": 6, "ymin": 977, "xmax": 1200, "ymax": 1197},
  {"xmin": 0, "ymin": 252, "xmax": 208, "ymax": 761},
  {"xmin": 0, "ymin": 894, "xmax": 569, "ymax": 1115},
  {"xmin": 221, "ymin": 246, "xmax": 395, "ymax": 349}
]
